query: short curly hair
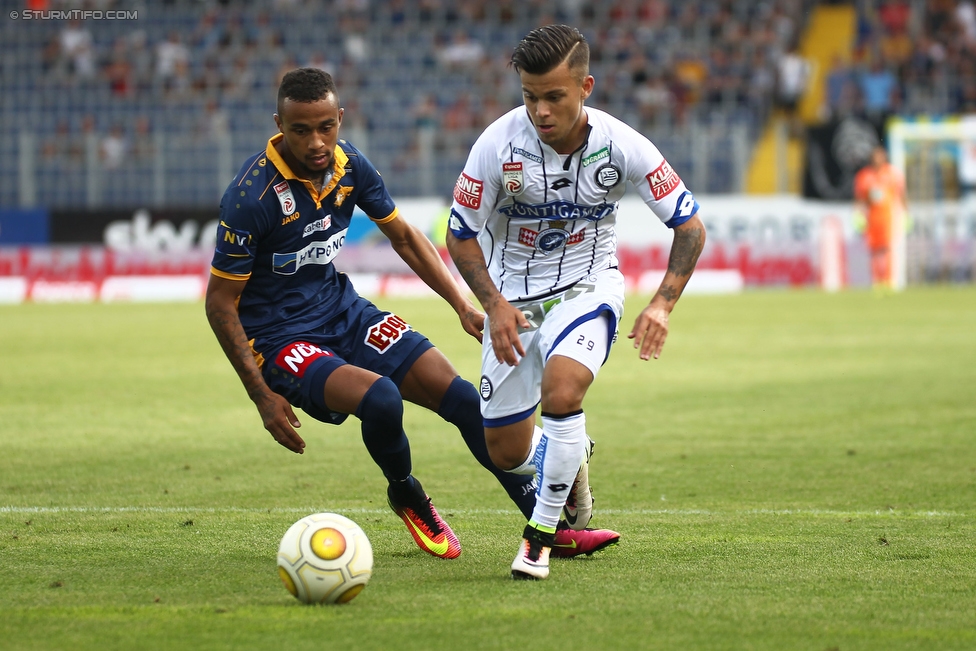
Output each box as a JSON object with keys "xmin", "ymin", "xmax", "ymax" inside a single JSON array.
[{"xmin": 276, "ymin": 67, "xmax": 338, "ymax": 116}]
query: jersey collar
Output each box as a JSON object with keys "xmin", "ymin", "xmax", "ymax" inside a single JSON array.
[{"xmin": 265, "ymin": 133, "xmax": 348, "ymax": 208}]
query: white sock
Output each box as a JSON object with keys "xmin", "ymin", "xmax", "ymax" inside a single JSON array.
[
  {"xmin": 531, "ymin": 413, "xmax": 587, "ymax": 530},
  {"xmin": 507, "ymin": 425, "xmax": 544, "ymax": 475}
]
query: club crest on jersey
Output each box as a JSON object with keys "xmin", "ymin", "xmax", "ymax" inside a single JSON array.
[
  {"xmin": 274, "ymin": 181, "xmax": 296, "ymax": 216},
  {"xmin": 364, "ymin": 314, "xmax": 411, "ymax": 354},
  {"xmin": 646, "ymin": 160, "xmax": 680, "ymax": 200},
  {"xmin": 334, "ymin": 185, "xmax": 353, "ymax": 207},
  {"xmin": 453, "ymin": 172, "xmax": 483, "ymax": 209},
  {"xmin": 518, "ymin": 225, "xmax": 584, "ymax": 255},
  {"xmin": 502, "ymin": 162, "xmax": 524, "ymax": 196},
  {"xmin": 595, "ymin": 163, "xmax": 621, "ymax": 189}
]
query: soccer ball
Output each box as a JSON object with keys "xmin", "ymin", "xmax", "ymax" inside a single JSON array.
[{"xmin": 276, "ymin": 512, "xmax": 373, "ymax": 604}]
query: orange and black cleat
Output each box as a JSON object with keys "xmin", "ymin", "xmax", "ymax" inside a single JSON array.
[{"xmin": 388, "ymin": 476, "xmax": 461, "ymax": 559}]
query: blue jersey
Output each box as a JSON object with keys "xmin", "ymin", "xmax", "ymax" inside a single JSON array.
[{"xmin": 211, "ymin": 135, "xmax": 398, "ymax": 354}]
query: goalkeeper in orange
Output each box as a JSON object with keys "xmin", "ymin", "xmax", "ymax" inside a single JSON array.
[{"xmin": 853, "ymin": 146, "xmax": 907, "ymax": 290}]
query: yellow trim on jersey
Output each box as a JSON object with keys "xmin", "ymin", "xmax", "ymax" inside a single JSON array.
[
  {"xmin": 258, "ymin": 172, "xmax": 282, "ymax": 200},
  {"xmin": 371, "ymin": 207, "xmax": 399, "ymax": 224},
  {"xmin": 265, "ymin": 134, "xmax": 348, "ymax": 209},
  {"xmin": 210, "ymin": 267, "xmax": 251, "ymax": 281},
  {"xmin": 249, "ymin": 338, "xmax": 265, "ymax": 369},
  {"xmin": 237, "ymin": 156, "xmax": 261, "ymax": 186}
]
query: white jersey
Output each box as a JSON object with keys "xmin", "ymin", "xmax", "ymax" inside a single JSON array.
[{"xmin": 449, "ymin": 106, "xmax": 699, "ymax": 301}]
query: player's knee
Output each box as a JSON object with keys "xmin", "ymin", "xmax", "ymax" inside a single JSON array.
[
  {"xmin": 355, "ymin": 376, "xmax": 403, "ymax": 429},
  {"xmin": 485, "ymin": 429, "xmax": 529, "ymax": 471},
  {"xmin": 541, "ymin": 384, "xmax": 585, "ymax": 415}
]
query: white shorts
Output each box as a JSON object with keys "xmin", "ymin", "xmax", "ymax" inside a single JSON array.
[{"xmin": 479, "ymin": 268, "xmax": 625, "ymax": 426}]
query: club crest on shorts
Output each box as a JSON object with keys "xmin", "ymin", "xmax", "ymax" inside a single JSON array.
[
  {"xmin": 502, "ymin": 162, "xmax": 524, "ymax": 196},
  {"xmin": 479, "ymin": 376, "xmax": 492, "ymax": 400},
  {"xmin": 274, "ymin": 181, "xmax": 296, "ymax": 216},
  {"xmin": 594, "ymin": 163, "xmax": 621, "ymax": 190}
]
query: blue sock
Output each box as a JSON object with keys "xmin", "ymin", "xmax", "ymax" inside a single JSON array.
[
  {"xmin": 438, "ymin": 376, "xmax": 536, "ymax": 520},
  {"xmin": 356, "ymin": 377, "xmax": 411, "ymax": 482}
]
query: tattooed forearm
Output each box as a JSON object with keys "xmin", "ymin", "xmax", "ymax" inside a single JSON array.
[
  {"xmin": 667, "ymin": 225, "xmax": 705, "ymax": 278},
  {"xmin": 206, "ymin": 303, "xmax": 268, "ymax": 400},
  {"xmin": 651, "ymin": 218, "xmax": 706, "ymax": 309},
  {"xmin": 656, "ymin": 283, "xmax": 679, "ymax": 302},
  {"xmin": 447, "ymin": 236, "xmax": 505, "ymax": 311}
]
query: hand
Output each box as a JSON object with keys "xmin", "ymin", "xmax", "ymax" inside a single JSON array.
[
  {"xmin": 628, "ymin": 304, "xmax": 670, "ymax": 361},
  {"xmin": 254, "ymin": 390, "xmax": 305, "ymax": 453},
  {"xmin": 458, "ymin": 303, "xmax": 486, "ymax": 344},
  {"xmin": 487, "ymin": 300, "xmax": 529, "ymax": 366}
]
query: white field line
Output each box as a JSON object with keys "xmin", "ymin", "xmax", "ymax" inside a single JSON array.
[{"xmin": 0, "ymin": 506, "xmax": 966, "ymax": 518}]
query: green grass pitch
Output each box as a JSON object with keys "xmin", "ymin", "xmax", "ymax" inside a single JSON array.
[{"xmin": 1, "ymin": 287, "xmax": 975, "ymax": 650}]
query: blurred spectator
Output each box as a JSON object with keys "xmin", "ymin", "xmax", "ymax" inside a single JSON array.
[
  {"xmin": 858, "ymin": 58, "xmax": 898, "ymax": 117},
  {"xmin": 157, "ymin": 32, "xmax": 191, "ymax": 82},
  {"xmin": 635, "ymin": 74, "xmax": 674, "ymax": 128},
  {"xmin": 225, "ymin": 55, "xmax": 257, "ymax": 99},
  {"xmin": 198, "ymin": 100, "xmax": 230, "ymax": 141},
  {"xmin": 306, "ymin": 52, "xmax": 335, "ymax": 75},
  {"xmin": 131, "ymin": 116, "xmax": 156, "ymax": 162},
  {"xmin": 60, "ymin": 19, "xmax": 96, "ymax": 78},
  {"xmin": 104, "ymin": 37, "xmax": 133, "ymax": 97},
  {"xmin": 438, "ymin": 30, "xmax": 485, "ymax": 68},
  {"xmin": 824, "ymin": 55, "xmax": 855, "ymax": 117},
  {"xmin": 101, "ymin": 124, "xmax": 129, "ymax": 170},
  {"xmin": 775, "ymin": 43, "xmax": 810, "ymax": 119},
  {"xmin": 957, "ymin": 1, "xmax": 976, "ymax": 44}
]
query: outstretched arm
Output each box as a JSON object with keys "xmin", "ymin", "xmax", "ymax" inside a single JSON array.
[
  {"xmin": 628, "ymin": 213, "xmax": 706, "ymax": 361},
  {"xmin": 204, "ymin": 274, "xmax": 305, "ymax": 453},
  {"xmin": 378, "ymin": 215, "xmax": 484, "ymax": 342},
  {"xmin": 446, "ymin": 230, "xmax": 529, "ymax": 366}
]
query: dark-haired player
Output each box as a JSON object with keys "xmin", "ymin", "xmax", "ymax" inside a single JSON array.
[
  {"xmin": 205, "ymin": 68, "xmax": 617, "ymax": 560},
  {"xmin": 447, "ymin": 26, "xmax": 706, "ymax": 578}
]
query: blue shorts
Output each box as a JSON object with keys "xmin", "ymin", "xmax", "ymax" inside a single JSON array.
[{"xmin": 259, "ymin": 296, "xmax": 432, "ymax": 424}]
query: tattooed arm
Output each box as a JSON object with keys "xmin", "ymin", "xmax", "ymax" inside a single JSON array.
[
  {"xmin": 445, "ymin": 230, "xmax": 529, "ymax": 366},
  {"xmin": 628, "ymin": 214, "xmax": 706, "ymax": 361},
  {"xmin": 204, "ymin": 274, "xmax": 305, "ymax": 453}
]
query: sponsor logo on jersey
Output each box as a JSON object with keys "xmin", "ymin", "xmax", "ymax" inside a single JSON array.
[
  {"xmin": 512, "ymin": 147, "xmax": 543, "ymax": 163},
  {"xmin": 274, "ymin": 341, "xmax": 334, "ymax": 377},
  {"xmin": 502, "ymin": 162, "xmax": 524, "ymax": 196},
  {"xmin": 582, "ymin": 147, "xmax": 609, "ymax": 167},
  {"xmin": 646, "ymin": 160, "xmax": 680, "ymax": 200},
  {"xmin": 333, "ymin": 185, "xmax": 353, "ymax": 207},
  {"xmin": 479, "ymin": 376, "xmax": 492, "ymax": 400},
  {"xmin": 364, "ymin": 314, "xmax": 411, "ymax": 353},
  {"xmin": 670, "ymin": 190, "xmax": 699, "ymax": 221},
  {"xmin": 271, "ymin": 229, "xmax": 347, "ymax": 275},
  {"xmin": 215, "ymin": 222, "xmax": 252, "ymax": 256},
  {"xmin": 499, "ymin": 200, "xmax": 614, "ymax": 222},
  {"xmin": 453, "ymin": 172, "xmax": 483, "ymax": 209},
  {"xmin": 302, "ymin": 215, "xmax": 332, "ymax": 237},
  {"xmin": 595, "ymin": 163, "xmax": 621, "ymax": 189},
  {"xmin": 282, "ymin": 211, "xmax": 301, "ymax": 226},
  {"xmin": 550, "ymin": 178, "xmax": 572, "ymax": 191},
  {"xmin": 518, "ymin": 226, "xmax": 584, "ymax": 254},
  {"xmin": 274, "ymin": 180, "xmax": 297, "ymax": 216}
]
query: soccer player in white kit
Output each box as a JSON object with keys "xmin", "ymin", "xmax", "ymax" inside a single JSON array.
[{"xmin": 446, "ymin": 25, "xmax": 706, "ymax": 580}]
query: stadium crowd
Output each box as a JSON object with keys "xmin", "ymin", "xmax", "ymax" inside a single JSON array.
[{"xmin": 2, "ymin": 0, "xmax": 974, "ymax": 202}]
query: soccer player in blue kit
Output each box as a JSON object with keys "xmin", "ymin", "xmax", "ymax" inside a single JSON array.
[{"xmin": 205, "ymin": 68, "xmax": 617, "ymax": 559}]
